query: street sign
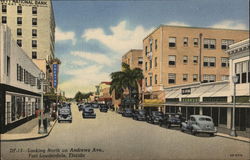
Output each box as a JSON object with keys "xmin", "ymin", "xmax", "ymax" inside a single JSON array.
[{"xmin": 53, "ymin": 64, "xmax": 58, "ymax": 89}]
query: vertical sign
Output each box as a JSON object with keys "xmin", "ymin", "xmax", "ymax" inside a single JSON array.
[{"xmin": 53, "ymin": 64, "xmax": 58, "ymax": 89}]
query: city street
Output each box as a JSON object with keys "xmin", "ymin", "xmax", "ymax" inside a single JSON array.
[{"xmin": 1, "ymin": 103, "xmax": 249, "ymax": 160}]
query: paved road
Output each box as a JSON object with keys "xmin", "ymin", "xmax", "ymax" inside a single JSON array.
[{"xmin": 1, "ymin": 103, "xmax": 250, "ymax": 160}]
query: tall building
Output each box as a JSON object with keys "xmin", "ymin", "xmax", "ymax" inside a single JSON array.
[
  {"xmin": 1, "ymin": 0, "xmax": 55, "ymax": 60},
  {"xmin": 1, "ymin": 0, "xmax": 58, "ymax": 92},
  {"xmin": 0, "ymin": 25, "xmax": 42, "ymax": 133},
  {"xmin": 122, "ymin": 49, "xmax": 143, "ymax": 69},
  {"xmin": 142, "ymin": 25, "xmax": 249, "ymax": 102}
]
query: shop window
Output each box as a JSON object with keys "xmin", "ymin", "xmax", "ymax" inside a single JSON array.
[
  {"xmin": 219, "ymin": 108, "xmax": 227, "ymax": 125},
  {"xmin": 169, "ymin": 37, "xmax": 176, "ymax": 48},
  {"xmin": 221, "ymin": 39, "xmax": 234, "ymax": 50},
  {"xmin": 168, "ymin": 55, "xmax": 176, "ymax": 66},
  {"xmin": 193, "ymin": 38, "xmax": 198, "ymax": 46},
  {"xmin": 204, "ymin": 39, "xmax": 216, "ymax": 49},
  {"xmin": 183, "ymin": 37, "xmax": 188, "ymax": 46},
  {"xmin": 17, "ymin": 17, "xmax": 22, "ymax": 25},
  {"xmin": 168, "ymin": 73, "xmax": 176, "ymax": 84},
  {"xmin": 2, "ymin": 16, "xmax": 7, "ymax": 23}
]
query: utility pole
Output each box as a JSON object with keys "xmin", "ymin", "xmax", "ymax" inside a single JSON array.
[{"xmin": 199, "ymin": 33, "xmax": 203, "ymax": 82}]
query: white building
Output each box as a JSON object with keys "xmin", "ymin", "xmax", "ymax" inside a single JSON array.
[{"xmin": 0, "ymin": 24, "xmax": 42, "ymax": 133}]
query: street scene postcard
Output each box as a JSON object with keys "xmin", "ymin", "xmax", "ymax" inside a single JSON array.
[{"xmin": 0, "ymin": 0, "xmax": 249, "ymax": 160}]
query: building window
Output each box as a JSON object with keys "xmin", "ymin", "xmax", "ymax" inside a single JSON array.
[
  {"xmin": 32, "ymin": 29, "xmax": 37, "ymax": 37},
  {"xmin": 17, "ymin": 28, "xmax": 22, "ymax": 36},
  {"xmin": 145, "ymin": 78, "xmax": 147, "ymax": 87},
  {"xmin": 155, "ymin": 74, "xmax": 157, "ymax": 84},
  {"xmin": 138, "ymin": 57, "xmax": 143, "ymax": 65},
  {"xmin": 183, "ymin": 74, "xmax": 188, "ymax": 81},
  {"xmin": 145, "ymin": 62, "xmax": 147, "ymax": 71},
  {"xmin": 221, "ymin": 75, "xmax": 229, "ymax": 81},
  {"xmin": 193, "ymin": 56, "xmax": 198, "ymax": 64},
  {"xmin": 168, "ymin": 73, "xmax": 176, "ymax": 84},
  {"xmin": 145, "ymin": 46, "xmax": 148, "ymax": 56},
  {"xmin": 17, "ymin": 6, "xmax": 22, "ymax": 14},
  {"xmin": 155, "ymin": 39, "xmax": 157, "ymax": 49},
  {"xmin": 169, "ymin": 37, "xmax": 176, "ymax": 48},
  {"xmin": 2, "ymin": 16, "xmax": 7, "ymax": 23},
  {"xmin": 32, "ymin": 18, "xmax": 37, "ymax": 25},
  {"xmin": 155, "ymin": 57, "xmax": 157, "ymax": 67},
  {"xmin": 17, "ymin": 64, "xmax": 21, "ymax": 81},
  {"xmin": 32, "ymin": 7, "xmax": 37, "ymax": 14},
  {"xmin": 149, "ymin": 76, "xmax": 152, "ymax": 86},
  {"xmin": 183, "ymin": 56, "xmax": 188, "ymax": 64},
  {"xmin": 32, "ymin": 52, "xmax": 37, "ymax": 59},
  {"xmin": 183, "ymin": 37, "xmax": 188, "ymax": 46},
  {"xmin": 193, "ymin": 38, "xmax": 198, "ymax": 46},
  {"xmin": 221, "ymin": 39, "xmax": 234, "ymax": 50},
  {"xmin": 221, "ymin": 57, "xmax": 229, "ymax": 67},
  {"xmin": 7, "ymin": 56, "xmax": 10, "ymax": 76},
  {"xmin": 2, "ymin": 5, "xmax": 7, "ymax": 13},
  {"xmin": 204, "ymin": 39, "xmax": 216, "ymax": 49},
  {"xmin": 236, "ymin": 61, "xmax": 249, "ymax": 83},
  {"xmin": 20, "ymin": 66, "xmax": 23, "ymax": 81},
  {"xmin": 193, "ymin": 74, "xmax": 198, "ymax": 82},
  {"xmin": 149, "ymin": 59, "xmax": 152, "ymax": 69},
  {"xmin": 168, "ymin": 55, "xmax": 176, "ymax": 66},
  {"xmin": 17, "ymin": 40, "xmax": 22, "ymax": 47},
  {"xmin": 17, "ymin": 17, "xmax": 22, "ymax": 25},
  {"xmin": 150, "ymin": 39, "xmax": 153, "ymax": 52},
  {"xmin": 204, "ymin": 57, "xmax": 216, "ymax": 67},
  {"xmin": 203, "ymin": 75, "xmax": 216, "ymax": 83},
  {"xmin": 32, "ymin": 40, "xmax": 37, "ymax": 48}
]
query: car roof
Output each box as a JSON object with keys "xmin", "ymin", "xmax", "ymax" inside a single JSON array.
[{"xmin": 190, "ymin": 115, "xmax": 212, "ymax": 119}]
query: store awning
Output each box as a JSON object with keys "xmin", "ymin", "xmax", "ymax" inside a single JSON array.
[
  {"xmin": 142, "ymin": 99, "xmax": 165, "ymax": 107},
  {"xmin": 165, "ymin": 89, "xmax": 180, "ymax": 98}
]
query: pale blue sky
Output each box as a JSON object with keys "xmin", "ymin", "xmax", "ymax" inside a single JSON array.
[{"xmin": 53, "ymin": 0, "xmax": 249, "ymax": 97}]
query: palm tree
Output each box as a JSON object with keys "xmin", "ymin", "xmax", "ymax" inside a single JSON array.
[{"xmin": 110, "ymin": 62, "xmax": 144, "ymax": 107}]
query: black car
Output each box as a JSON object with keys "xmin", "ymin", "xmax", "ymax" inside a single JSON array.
[
  {"xmin": 99, "ymin": 104, "xmax": 108, "ymax": 112},
  {"xmin": 92, "ymin": 103, "xmax": 99, "ymax": 108},
  {"xmin": 146, "ymin": 111, "xmax": 164, "ymax": 124},
  {"xmin": 82, "ymin": 107, "xmax": 96, "ymax": 118},
  {"xmin": 159, "ymin": 113, "xmax": 183, "ymax": 128},
  {"xmin": 122, "ymin": 108, "xmax": 133, "ymax": 117},
  {"xmin": 132, "ymin": 109, "xmax": 146, "ymax": 121},
  {"xmin": 58, "ymin": 107, "xmax": 72, "ymax": 123}
]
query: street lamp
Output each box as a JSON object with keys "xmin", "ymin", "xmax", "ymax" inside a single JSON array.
[
  {"xmin": 38, "ymin": 71, "xmax": 46, "ymax": 134},
  {"xmin": 230, "ymin": 75, "xmax": 238, "ymax": 137}
]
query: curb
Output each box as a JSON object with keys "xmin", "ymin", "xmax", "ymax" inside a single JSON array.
[
  {"xmin": 215, "ymin": 133, "xmax": 250, "ymax": 143},
  {"xmin": 1, "ymin": 120, "xmax": 57, "ymax": 142}
]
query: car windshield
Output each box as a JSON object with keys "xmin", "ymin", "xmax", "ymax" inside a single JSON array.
[
  {"xmin": 153, "ymin": 112, "xmax": 163, "ymax": 116},
  {"xmin": 59, "ymin": 109, "xmax": 70, "ymax": 114},
  {"xmin": 139, "ymin": 110, "xmax": 145, "ymax": 114},
  {"xmin": 125, "ymin": 109, "xmax": 132, "ymax": 112},
  {"xmin": 199, "ymin": 117, "xmax": 212, "ymax": 121},
  {"xmin": 85, "ymin": 108, "xmax": 94, "ymax": 112}
]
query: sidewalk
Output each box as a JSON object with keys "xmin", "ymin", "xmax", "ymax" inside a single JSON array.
[
  {"xmin": 0, "ymin": 118, "xmax": 57, "ymax": 142},
  {"xmin": 215, "ymin": 132, "xmax": 250, "ymax": 143}
]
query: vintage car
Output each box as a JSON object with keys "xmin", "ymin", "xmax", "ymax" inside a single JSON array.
[
  {"xmin": 181, "ymin": 115, "xmax": 217, "ymax": 136},
  {"xmin": 99, "ymin": 104, "xmax": 109, "ymax": 112},
  {"xmin": 82, "ymin": 107, "xmax": 96, "ymax": 118},
  {"xmin": 92, "ymin": 103, "xmax": 99, "ymax": 109},
  {"xmin": 132, "ymin": 109, "xmax": 146, "ymax": 121},
  {"xmin": 117, "ymin": 107, "xmax": 123, "ymax": 114},
  {"xmin": 122, "ymin": 108, "xmax": 133, "ymax": 117},
  {"xmin": 159, "ymin": 113, "xmax": 183, "ymax": 128},
  {"xmin": 146, "ymin": 111, "xmax": 164, "ymax": 124},
  {"xmin": 58, "ymin": 108, "xmax": 72, "ymax": 123}
]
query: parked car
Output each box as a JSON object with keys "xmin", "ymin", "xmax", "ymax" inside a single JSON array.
[
  {"xmin": 132, "ymin": 109, "xmax": 146, "ymax": 121},
  {"xmin": 146, "ymin": 111, "xmax": 164, "ymax": 124},
  {"xmin": 122, "ymin": 108, "xmax": 133, "ymax": 117},
  {"xmin": 82, "ymin": 107, "xmax": 96, "ymax": 118},
  {"xmin": 181, "ymin": 115, "xmax": 217, "ymax": 136},
  {"xmin": 117, "ymin": 107, "xmax": 123, "ymax": 114},
  {"xmin": 159, "ymin": 113, "xmax": 183, "ymax": 128},
  {"xmin": 99, "ymin": 104, "xmax": 109, "ymax": 112},
  {"xmin": 92, "ymin": 103, "xmax": 99, "ymax": 109},
  {"xmin": 58, "ymin": 108, "xmax": 72, "ymax": 123}
]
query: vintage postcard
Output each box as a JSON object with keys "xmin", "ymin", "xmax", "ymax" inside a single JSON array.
[{"xmin": 0, "ymin": 0, "xmax": 249, "ymax": 160}]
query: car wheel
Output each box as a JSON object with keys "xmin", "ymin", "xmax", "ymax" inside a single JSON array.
[
  {"xmin": 191, "ymin": 129, "xmax": 196, "ymax": 135},
  {"xmin": 58, "ymin": 120, "xmax": 60, "ymax": 123},
  {"xmin": 167, "ymin": 123, "xmax": 171, "ymax": 128},
  {"xmin": 209, "ymin": 133, "xmax": 214, "ymax": 137}
]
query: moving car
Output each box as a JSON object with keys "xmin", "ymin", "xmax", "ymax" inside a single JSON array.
[
  {"xmin": 122, "ymin": 108, "xmax": 133, "ymax": 117},
  {"xmin": 99, "ymin": 104, "xmax": 109, "ymax": 112},
  {"xmin": 82, "ymin": 107, "xmax": 96, "ymax": 118},
  {"xmin": 58, "ymin": 108, "xmax": 72, "ymax": 123},
  {"xmin": 132, "ymin": 109, "xmax": 146, "ymax": 121},
  {"xmin": 146, "ymin": 111, "xmax": 164, "ymax": 124},
  {"xmin": 159, "ymin": 113, "xmax": 183, "ymax": 128},
  {"xmin": 181, "ymin": 115, "xmax": 217, "ymax": 136}
]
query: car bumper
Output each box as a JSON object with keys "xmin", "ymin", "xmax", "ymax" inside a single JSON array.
[
  {"xmin": 196, "ymin": 129, "xmax": 217, "ymax": 133},
  {"xmin": 83, "ymin": 114, "xmax": 96, "ymax": 118}
]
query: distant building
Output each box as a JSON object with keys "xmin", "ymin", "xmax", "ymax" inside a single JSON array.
[
  {"xmin": 142, "ymin": 25, "xmax": 249, "ymax": 106},
  {"xmin": 122, "ymin": 49, "xmax": 143, "ymax": 69},
  {"xmin": 97, "ymin": 82, "xmax": 112, "ymax": 104},
  {"xmin": 0, "ymin": 25, "xmax": 42, "ymax": 133}
]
